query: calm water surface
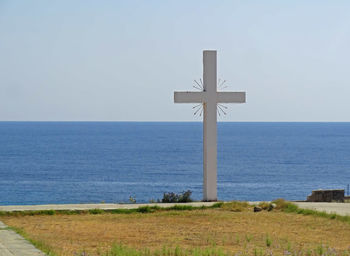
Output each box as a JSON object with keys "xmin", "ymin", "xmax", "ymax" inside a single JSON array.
[{"xmin": 0, "ymin": 122, "xmax": 350, "ymax": 205}]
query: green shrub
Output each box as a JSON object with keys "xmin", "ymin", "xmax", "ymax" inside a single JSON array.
[
  {"xmin": 178, "ymin": 190, "xmax": 193, "ymax": 203},
  {"xmin": 265, "ymin": 235, "xmax": 272, "ymax": 247},
  {"xmin": 89, "ymin": 209, "xmax": 103, "ymax": 215},
  {"xmin": 161, "ymin": 190, "xmax": 193, "ymax": 203},
  {"xmin": 258, "ymin": 202, "xmax": 270, "ymax": 210},
  {"xmin": 46, "ymin": 210, "xmax": 56, "ymax": 215},
  {"xmin": 272, "ymin": 198, "xmax": 290, "ymax": 210},
  {"xmin": 211, "ymin": 202, "xmax": 224, "ymax": 208},
  {"xmin": 136, "ymin": 206, "xmax": 152, "ymax": 213}
]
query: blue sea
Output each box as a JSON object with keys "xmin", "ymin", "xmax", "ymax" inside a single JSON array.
[{"xmin": 0, "ymin": 122, "xmax": 350, "ymax": 205}]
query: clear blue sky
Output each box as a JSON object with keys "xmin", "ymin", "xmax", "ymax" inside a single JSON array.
[{"xmin": 1, "ymin": 1, "xmax": 349, "ymax": 121}]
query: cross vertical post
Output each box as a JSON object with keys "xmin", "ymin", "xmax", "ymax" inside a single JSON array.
[{"xmin": 203, "ymin": 51, "xmax": 217, "ymax": 201}]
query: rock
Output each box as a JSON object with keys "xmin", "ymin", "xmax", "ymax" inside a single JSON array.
[
  {"xmin": 254, "ymin": 206, "xmax": 262, "ymax": 212},
  {"xmin": 268, "ymin": 203, "xmax": 277, "ymax": 211}
]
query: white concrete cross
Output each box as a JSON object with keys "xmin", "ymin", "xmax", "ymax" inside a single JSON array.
[{"xmin": 174, "ymin": 50, "xmax": 246, "ymax": 201}]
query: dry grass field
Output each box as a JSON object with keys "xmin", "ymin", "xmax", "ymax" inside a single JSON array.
[{"xmin": 1, "ymin": 202, "xmax": 350, "ymax": 255}]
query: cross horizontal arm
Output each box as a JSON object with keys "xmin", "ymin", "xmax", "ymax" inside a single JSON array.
[
  {"xmin": 217, "ymin": 92, "xmax": 246, "ymax": 103},
  {"xmin": 174, "ymin": 92, "xmax": 203, "ymax": 103}
]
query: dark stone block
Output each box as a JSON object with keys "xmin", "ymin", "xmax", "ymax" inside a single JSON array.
[
  {"xmin": 307, "ymin": 189, "xmax": 344, "ymax": 202},
  {"xmin": 254, "ymin": 206, "xmax": 262, "ymax": 212}
]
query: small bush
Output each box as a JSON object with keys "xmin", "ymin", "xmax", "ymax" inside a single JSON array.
[
  {"xmin": 271, "ymin": 198, "xmax": 290, "ymax": 210},
  {"xmin": 272, "ymin": 198, "xmax": 298, "ymax": 212},
  {"xmin": 162, "ymin": 192, "xmax": 178, "ymax": 203},
  {"xmin": 89, "ymin": 209, "xmax": 103, "ymax": 215},
  {"xmin": 265, "ymin": 235, "xmax": 272, "ymax": 247},
  {"xmin": 258, "ymin": 202, "xmax": 271, "ymax": 210},
  {"xmin": 211, "ymin": 202, "xmax": 224, "ymax": 208},
  {"xmin": 136, "ymin": 206, "xmax": 152, "ymax": 213},
  {"xmin": 46, "ymin": 210, "xmax": 56, "ymax": 215},
  {"xmin": 245, "ymin": 234, "xmax": 252, "ymax": 242},
  {"xmin": 161, "ymin": 190, "xmax": 193, "ymax": 203},
  {"xmin": 316, "ymin": 244, "xmax": 325, "ymax": 256},
  {"xmin": 109, "ymin": 209, "xmax": 133, "ymax": 214},
  {"xmin": 178, "ymin": 190, "xmax": 193, "ymax": 203}
]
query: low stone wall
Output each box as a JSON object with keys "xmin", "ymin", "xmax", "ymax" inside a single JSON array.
[{"xmin": 307, "ymin": 189, "xmax": 345, "ymax": 202}]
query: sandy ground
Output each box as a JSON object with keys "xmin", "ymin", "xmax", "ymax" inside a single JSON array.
[{"xmin": 3, "ymin": 204, "xmax": 350, "ymax": 255}]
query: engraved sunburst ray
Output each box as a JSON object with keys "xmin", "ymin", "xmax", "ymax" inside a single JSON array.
[
  {"xmin": 192, "ymin": 78, "xmax": 230, "ymax": 118},
  {"xmin": 217, "ymin": 78, "xmax": 228, "ymax": 117}
]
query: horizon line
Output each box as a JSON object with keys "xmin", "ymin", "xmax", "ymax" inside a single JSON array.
[{"xmin": 1, "ymin": 121, "xmax": 350, "ymax": 123}]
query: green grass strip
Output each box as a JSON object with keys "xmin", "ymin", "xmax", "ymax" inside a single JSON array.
[
  {"xmin": 0, "ymin": 202, "xmax": 223, "ymax": 217},
  {"xmin": 107, "ymin": 244, "xmax": 230, "ymax": 256}
]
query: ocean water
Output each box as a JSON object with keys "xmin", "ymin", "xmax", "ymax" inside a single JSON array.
[{"xmin": 0, "ymin": 122, "xmax": 350, "ymax": 205}]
